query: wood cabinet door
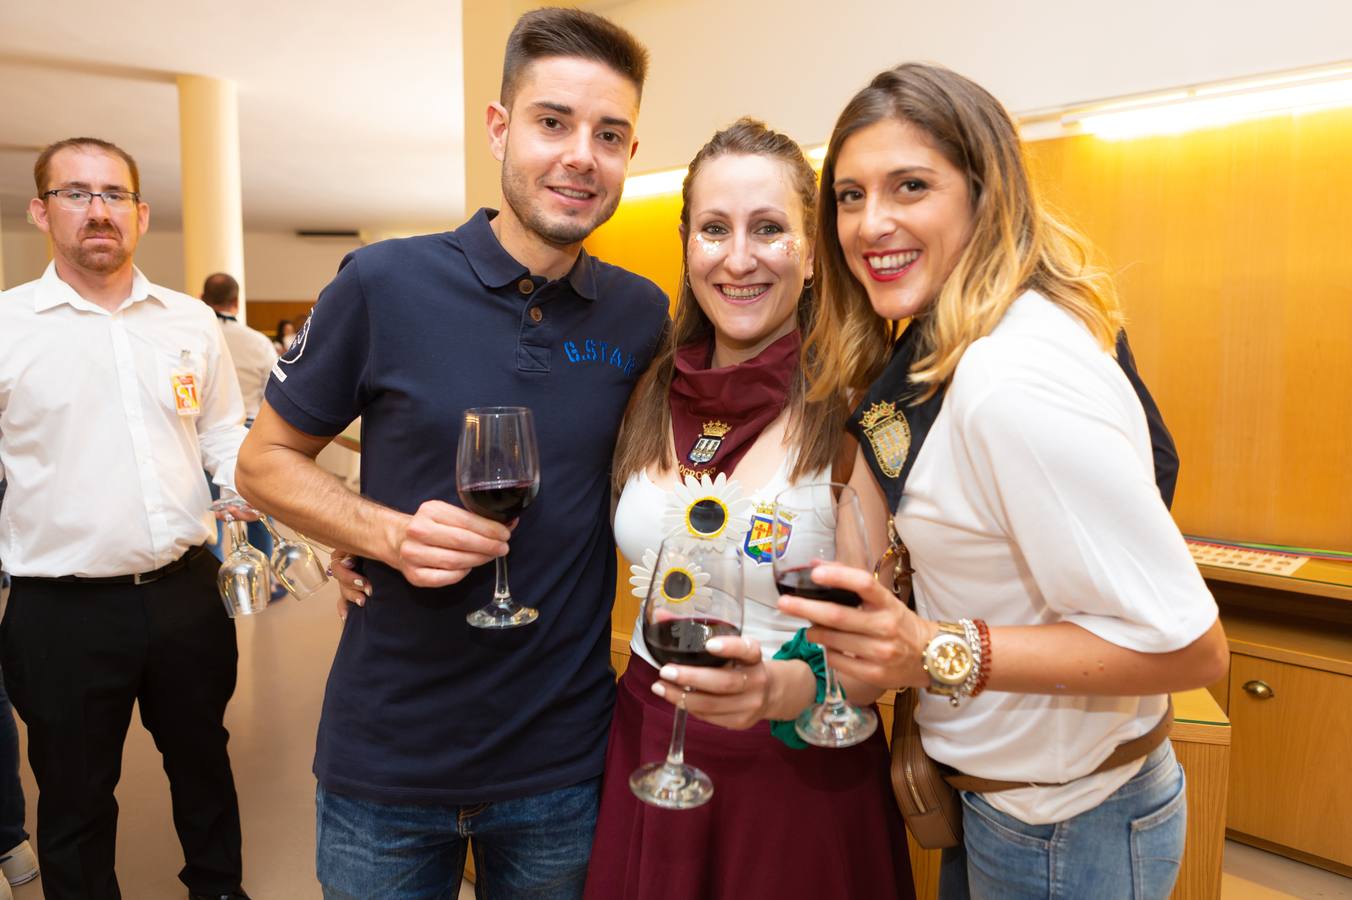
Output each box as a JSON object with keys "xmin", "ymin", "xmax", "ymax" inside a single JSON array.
[{"xmin": 1227, "ymin": 654, "xmax": 1352, "ymax": 866}]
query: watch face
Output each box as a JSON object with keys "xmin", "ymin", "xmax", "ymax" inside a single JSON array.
[{"xmin": 927, "ymin": 635, "xmax": 973, "ymax": 686}]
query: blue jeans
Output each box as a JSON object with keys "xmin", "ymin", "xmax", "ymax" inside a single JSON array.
[
  {"xmin": 316, "ymin": 777, "xmax": 600, "ymax": 900},
  {"xmin": 940, "ymin": 741, "xmax": 1186, "ymax": 900},
  {"xmin": 0, "ymin": 665, "xmax": 28, "ymax": 851}
]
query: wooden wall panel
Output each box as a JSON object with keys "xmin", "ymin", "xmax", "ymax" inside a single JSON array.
[
  {"xmin": 245, "ymin": 300, "xmax": 315, "ymax": 339},
  {"xmin": 586, "ymin": 192, "xmax": 684, "ymax": 315},
  {"xmin": 1025, "ymin": 108, "xmax": 1352, "ymax": 551}
]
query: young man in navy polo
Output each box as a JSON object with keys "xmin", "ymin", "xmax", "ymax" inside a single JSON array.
[{"xmin": 236, "ymin": 9, "xmax": 665, "ymax": 898}]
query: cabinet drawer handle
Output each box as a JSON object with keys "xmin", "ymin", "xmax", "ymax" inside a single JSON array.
[{"xmin": 1242, "ymin": 680, "xmax": 1275, "ymax": 700}]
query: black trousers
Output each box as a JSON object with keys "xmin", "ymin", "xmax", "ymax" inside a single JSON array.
[{"xmin": 0, "ymin": 548, "xmax": 242, "ymax": 899}]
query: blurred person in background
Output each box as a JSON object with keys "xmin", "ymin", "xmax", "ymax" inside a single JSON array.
[{"xmin": 272, "ymin": 319, "xmax": 297, "ymax": 355}]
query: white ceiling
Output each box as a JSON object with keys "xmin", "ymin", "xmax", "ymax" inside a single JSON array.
[
  {"xmin": 3, "ymin": 0, "xmax": 1348, "ymax": 238},
  {"xmin": 0, "ymin": 0, "xmax": 464, "ymax": 232}
]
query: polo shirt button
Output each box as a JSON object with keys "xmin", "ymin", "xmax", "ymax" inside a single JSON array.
[
  {"xmin": 529, "ymin": 307, "xmax": 543, "ymax": 323},
  {"xmin": 518, "ymin": 278, "xmax": 534, "ymax": 295}
]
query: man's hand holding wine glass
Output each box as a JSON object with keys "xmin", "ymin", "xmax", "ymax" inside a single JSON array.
[{"xmin": 384, "ymin": 499, "xmax": 511, "ymax": 589}]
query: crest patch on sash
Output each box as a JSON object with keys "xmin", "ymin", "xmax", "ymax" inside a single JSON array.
[
  {"xmin": 743, "ymin": 502, "xmax": 778, "ymax": 565},
  {"xmin": 860, "ymin": 400, "xmax": 911, "ymax": 479},
  {"xmin": 687, "ymin": 420, "xmax": 731, "ymax": 466}
]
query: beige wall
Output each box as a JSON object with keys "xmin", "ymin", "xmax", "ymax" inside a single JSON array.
[{"xmin": 1, "ymin": 227, "xmax": 358, "ymax": 300}]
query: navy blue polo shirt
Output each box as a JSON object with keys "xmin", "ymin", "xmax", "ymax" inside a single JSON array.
[{"xmin": 265, "ymin": 209, "xmax": 668, "ymax": 804}]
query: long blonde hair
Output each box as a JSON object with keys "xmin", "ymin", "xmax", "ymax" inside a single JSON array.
[
  {"xmin": 613, "ymin": 118, "xmax": 847, "ymax": 491},
  {"xmin": 804, "ymin": 63, "xmax": 1122, "ymax": 402}
]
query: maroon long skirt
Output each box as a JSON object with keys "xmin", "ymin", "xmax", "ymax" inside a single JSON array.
[{"xmin": 583, "ymin": 657, "xmax": 915, "ymax": 900}]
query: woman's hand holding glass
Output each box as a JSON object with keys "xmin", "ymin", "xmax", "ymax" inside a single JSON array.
[
  {"xmin": 629, "ymin": 534, "xmax": 744, "ymax": 810},
  {"xmin": 652, "ymin": 635, "xmax": 778, "ymax": 732},
  {"xmin": 776, "ymin": 561, "xmax": 936, "ymax": 692}
]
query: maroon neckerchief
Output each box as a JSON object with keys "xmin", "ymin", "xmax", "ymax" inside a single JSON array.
[{"xmin": 668, "ymin": 329, "xmax": 801, "ymax": 479}]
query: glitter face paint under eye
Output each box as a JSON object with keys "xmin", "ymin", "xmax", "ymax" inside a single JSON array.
[
  {"xmin": 692, "ymin": 232, "xmax": 725, "ymax": 257},
  {"xmin": 767, "ymin": 236, "xmax": 802, "ymax": 260}
]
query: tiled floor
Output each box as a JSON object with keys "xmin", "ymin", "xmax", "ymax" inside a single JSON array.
[
  {"xmin": 1221, "ymin": 842, "xmax": 1352, "ymax": 899},
  {"xmin": 8, "ymin": 576, "xmax": 1350, "ymax": 899}
]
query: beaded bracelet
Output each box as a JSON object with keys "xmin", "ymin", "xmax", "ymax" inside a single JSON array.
[{"xmin": 768, "ymin": 628, "xmax": 828, "ymax": 749}]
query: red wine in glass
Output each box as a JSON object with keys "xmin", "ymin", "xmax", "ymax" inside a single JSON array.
[
  {"xmin": 629, "ymin": 534, "xmax": 744, "ymax": 810},
  {"xmin": 456, "ymin": 406, "xmax": 540, "ymax": 628},
  {"xmin": 773, "ymin": 566, "xmax": 861, "ymax": 607},
  {"xmin": 458, "ymin": 479, "xmax": 539, "ymax": 522},
  {"xmin": 644, "ymin": 617, "xmax": 741, "ymax": 668},
  {"xmin": 771, "ymin": 482, "xmax": 878, "ymax": 747}
]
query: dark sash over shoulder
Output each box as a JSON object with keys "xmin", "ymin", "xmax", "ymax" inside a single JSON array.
[
  {"xmin": 847, "ymin": 326, "xmax": 1179, "ymax": 514},
  {"xmin": 845, "ymin": 324, "xmax": 946, "ymax": 513}
]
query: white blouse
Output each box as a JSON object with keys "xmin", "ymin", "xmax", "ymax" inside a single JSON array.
[{"xmin": 899, "ymin": 291, "xmax": 1217, "ymax": 824}]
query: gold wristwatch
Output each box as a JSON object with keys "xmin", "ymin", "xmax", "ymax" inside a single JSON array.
[{"xmin": 922, "ymin": 622, "xmax": 975, "ymax": 707}]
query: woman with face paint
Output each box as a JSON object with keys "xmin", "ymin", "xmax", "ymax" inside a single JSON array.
[
  {"xmin": 583, "ymin": 119, "xmax": 915, "ymax": 900},
  {"xmin": 783, "ymin": 65, "xmax": 1228, "ymax": 899}
]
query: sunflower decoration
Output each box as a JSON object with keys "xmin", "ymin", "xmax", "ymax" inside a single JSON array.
[
  {"xmin": 661, "ymin": 472, "xmax": 754, "ymax": 550},
  {"xmin": 629, "ymin": 547, "xmax": 713, "ymax": 605}
]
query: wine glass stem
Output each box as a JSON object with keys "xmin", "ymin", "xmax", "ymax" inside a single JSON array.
[
  {"xmin": 259, "ymin": 516, "xmax": 284, "ymax": 543},
  {"xmin": 822, "ymin": 649, "xmax": 849, "ymax": 710},
  {"xmin": 493, "ymin": 554, "xmax": 513, "ymax": 609},
  {"xmin": 664, "ymin": 697, "xmax": 689, "ymax": 769},
  {"xmin": 227, "ymin": 520, "xmax": 248, "ymax": 553}
]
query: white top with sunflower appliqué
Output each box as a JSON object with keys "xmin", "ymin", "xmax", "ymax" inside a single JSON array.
[{"xmin": 615, "ymin": 460, "xmax": 826, "ymax": 670}]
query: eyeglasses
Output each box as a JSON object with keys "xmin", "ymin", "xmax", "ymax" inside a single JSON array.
[{"xmin": 41, "ymin": 189, "xmax": 140, "ymax": 211}]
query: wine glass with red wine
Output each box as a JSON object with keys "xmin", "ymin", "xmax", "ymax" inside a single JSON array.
[
  {"xmin": 772, "ymin": 482, "xmax": 878, "ymax": 747},
  {"xmin": 456, "ymin": 406, "xmax": 541, "ymax": 628},
  {"xmin": 629, "ymin": 533, "xmax": 744, "ymax": 809}
]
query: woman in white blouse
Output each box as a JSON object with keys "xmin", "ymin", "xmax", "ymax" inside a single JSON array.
[{"xmin": 782, "ymin": 63, "xmax": 1228, "ymax": 899}]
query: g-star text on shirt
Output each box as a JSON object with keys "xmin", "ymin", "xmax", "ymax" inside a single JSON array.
[{"xmin": 563, "ymin": 338, "xmax": 638, "ymax": 376}]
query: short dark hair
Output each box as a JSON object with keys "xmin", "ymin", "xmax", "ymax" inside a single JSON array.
[
  {"xmin": 500, "ymin": 7, "xmax": 648, "ymax": 107},
  {"xmin": 201, "ymin": 272, "xmax": 240, "ymax": 309},
  {"xmin": 34, "ymin": 137, "xmax": 140, "ymax": 194}
]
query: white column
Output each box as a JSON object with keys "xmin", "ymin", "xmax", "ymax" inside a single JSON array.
[{"xmin": 177, "ymin": 75, "xmax": 248, "ymax": 320}]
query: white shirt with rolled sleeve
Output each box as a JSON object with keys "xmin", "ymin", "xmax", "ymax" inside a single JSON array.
[
  {"xmin": 899, "ymin": 291, "xmax": 1217, "ymax": 825},
  {"xmin": 0, "ymin": 263, "xmax": 248, "ymax": 578}
]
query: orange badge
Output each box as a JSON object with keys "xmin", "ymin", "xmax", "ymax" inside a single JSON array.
[{"xmin": 171, "ymin": 370, "xmax": 201, "ymax": 416}]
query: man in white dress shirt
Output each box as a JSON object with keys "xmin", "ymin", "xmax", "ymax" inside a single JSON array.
[{"xmin": 0, "ymin": 138, "xmax": 250, "ymax": 900}]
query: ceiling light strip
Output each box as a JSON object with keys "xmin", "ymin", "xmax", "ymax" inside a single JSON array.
[{"xmin": 620, "ymin": 61, "xmax": 1352, "ymax": 194}]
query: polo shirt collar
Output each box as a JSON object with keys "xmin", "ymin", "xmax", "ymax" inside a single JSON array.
[
  {"xmin": 33, "ymin": 262, "xmax": 165, "ymax": 314},
  {"xmin": 458, "ymin": 208, "xmax": 597, "ymax": 302}
]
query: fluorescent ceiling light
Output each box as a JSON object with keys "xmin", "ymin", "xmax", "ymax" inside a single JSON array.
[
  {"xmin": 623, "ymin": 144, "xmax": 827, "ymax": 199},
  {"xmin": 622, "ymin": 167, "xmax": 688, "ymax": 199},
  {"xmin": 1069, "ymin": 66, "xmax": 1352, "ymax": 140},
  {"xmin": 622, "ymin": 63, "xmax": 1352, "ymax": 195}
]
